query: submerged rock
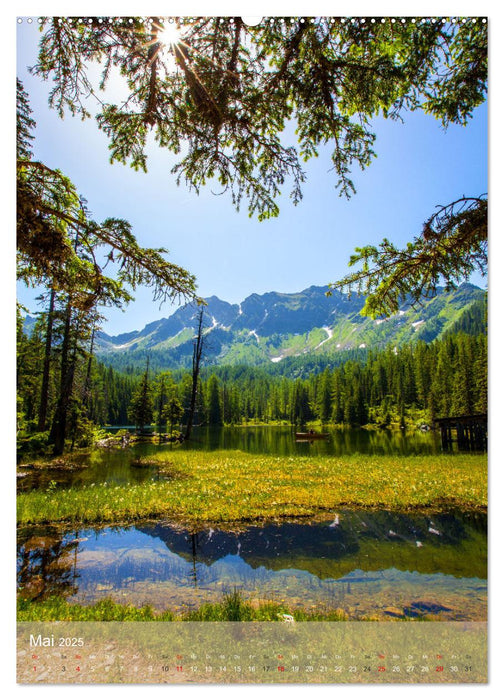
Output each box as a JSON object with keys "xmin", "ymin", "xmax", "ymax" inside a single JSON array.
[
  {"xmin": 18, "ymin": 576, "xmax": 45, "ymax": 600},
  {"xmin": 383, "ymin": 606, "xmax": 404, "ymax": 618},
  {"xmin": 405, "ymin": 600, "xmax": 453, "ymax": 615},
  {"xmin": 46, "ymin": 554, "xmax": 75, "ymax": 573},
  {"xmin": 22, "ymin": 536, "xmax": 60, "ymax": 551},
  {"xmin": 95, "ymin": 435, "xmax": 130, "ymax": 449}
]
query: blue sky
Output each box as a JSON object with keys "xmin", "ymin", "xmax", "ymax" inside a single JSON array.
[{"xmin": 16, "ymin": 17, "xmax": 488, "ymax": 335}]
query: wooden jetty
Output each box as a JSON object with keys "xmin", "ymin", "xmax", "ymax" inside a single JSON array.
[{"xmin": 434, "ymin": 414, "xmax": 487, "ymax": 451}]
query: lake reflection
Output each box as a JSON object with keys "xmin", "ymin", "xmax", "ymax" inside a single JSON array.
[
  {"xmin": 17, "ymin": 509, "xmax": 487, "ymax": 620},
  {"xmin": 179, "ymin": 425, "xmax": 443, "ymax": 456}
]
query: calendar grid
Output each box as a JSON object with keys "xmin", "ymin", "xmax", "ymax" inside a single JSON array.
[{"xmin": 17, "ymin": 621, "xmax": 487, "ymax": 683}]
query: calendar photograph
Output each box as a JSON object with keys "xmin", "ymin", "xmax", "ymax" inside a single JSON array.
[{"xmin": 15, "ymin": 12, "xmax": 488, "ymax": 684}]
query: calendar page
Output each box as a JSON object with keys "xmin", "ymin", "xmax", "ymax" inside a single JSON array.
[{"xmin": 15, "ymin": 9, "xmax": 488, "ymax": 685}]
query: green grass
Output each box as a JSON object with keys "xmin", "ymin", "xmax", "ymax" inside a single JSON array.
[
  {"xmin": 17, "ymin": 597, "xmax": 174, "ymax": 621},
  {"xmin": 17, "ymin": 450, "xmax": 487, "ymax": 526},
  {"xmin": 16, "ymin": 593, "xmax": 349, "ymax": 622}
]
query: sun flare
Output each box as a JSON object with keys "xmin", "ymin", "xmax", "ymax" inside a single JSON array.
[{"xmin": 158, "ymin": 21, "xmax": 182, "ymax": 49}]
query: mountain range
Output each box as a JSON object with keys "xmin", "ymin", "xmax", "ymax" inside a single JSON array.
[{"xmin": 95, "ymin": 283, "xmax": 486, "ymax": 371}]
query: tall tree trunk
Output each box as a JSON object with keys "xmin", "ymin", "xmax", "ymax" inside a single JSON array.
[
  {"xmin": 68, "ymin": 315, "xmax": 84, "ymax": 451},
  {"xmin": 156, "ymin": 374, "xmax": 166, "ymax": 428},
  {"xmin": 82, "ymin": 326, "xmax": 95, "ymax": 415},
  {"xmin": 37, "ymin": 287, "xmax": 55, "ymax": 432},
  {"xmin": 185, "ymin": 309, "xmax": 205, "ymax": 441},
  {"xmin": 49, "ymin": 226, "xmax": 83, "ymax": 455},
  {"xmin": 49, "ymin": 303, "xmax": 74, "ymax": 455}
]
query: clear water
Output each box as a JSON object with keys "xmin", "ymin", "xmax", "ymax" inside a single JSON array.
[{"xmin": 17, "ymin": 509, "xmax": 487, "ymax": 620}]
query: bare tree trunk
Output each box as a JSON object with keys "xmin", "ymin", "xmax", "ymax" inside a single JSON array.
[
  {"xmin": 49, "ymin": 225, "xmax": 82, "ymax": 455},
  {"xmin": 68, "ymin": 315, "xmax": 84, "ymax": 451},
  {"xmin": 49, "ymin": 302, "xmax": 73, "ymax": 455},
  {"xmin": 184, "ymin": 308, "xmax": 205, "ymax": 441},
  {"xmin": 37, "ymin": 286, "xmax": 55, "ymax": 432},
  {"xmin": 82, "ymin": 326, "xmax": 95, "ymax": 414}
]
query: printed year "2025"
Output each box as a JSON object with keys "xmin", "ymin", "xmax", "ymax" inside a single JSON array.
[{"xmin": 29, "ymin": 635, "xmax": 84, "ymax": 647}]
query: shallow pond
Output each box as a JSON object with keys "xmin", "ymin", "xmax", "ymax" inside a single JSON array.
[
  {"xmin": 17, "ymin": 508, "xmax": 487, "ymax": 620},
  {"xmin": 17, "ymin": 425, "xmax": 445, "ymax": 492}
]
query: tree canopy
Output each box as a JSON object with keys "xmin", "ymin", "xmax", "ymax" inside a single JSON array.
[
  {"xmin": 17, "ymin": 78, "xmax": 198, "ymax": 308},
  {"xmin": 17, "ymin": 75, "xmax": 199, "ymax": 454},
  {"xmin": 332, "ymin": 195, "xmax": 488, "ymax": 317},
  {"xmin": 25, "ymin": 16, "xmax": 487, "ymax": 313}
]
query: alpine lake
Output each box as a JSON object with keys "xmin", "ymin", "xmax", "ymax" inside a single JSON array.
[{"xmin": 17, "ymin": 426, "xmax": 487, "ymax": 621}]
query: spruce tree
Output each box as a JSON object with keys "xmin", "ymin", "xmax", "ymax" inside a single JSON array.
[
  {"xmin": 206, "ymin": 375, "xmax": 223, "ymax": 426},
  {"xmin": 128, "ymin": 360, "xmax": 154, "ymax": 431}
]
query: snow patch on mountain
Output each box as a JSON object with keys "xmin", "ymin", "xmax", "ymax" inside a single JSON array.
[
  {"xmin": 315, "ymin": 326, "xmax": 334, "ymax": 350},
  {"xmin": 112, "ymin": 340, "xmax": 138, "ymax": 350}
]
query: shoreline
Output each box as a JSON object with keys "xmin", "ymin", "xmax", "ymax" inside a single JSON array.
[{"xmin": 17, "ymin": 500, "xmax": 488, "ymax": 531}]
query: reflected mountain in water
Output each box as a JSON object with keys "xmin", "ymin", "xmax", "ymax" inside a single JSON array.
[
  {"xmin": 18, "ymin": 509, "xmax": 486, "ymax": 616},
  {"xmin": 137, "ymin": 509, "xmax": 487, "ymax": 581}
]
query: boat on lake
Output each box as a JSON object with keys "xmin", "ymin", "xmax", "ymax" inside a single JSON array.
[{"xmin": 295, "ymin": 431, "xmax": 329, "ymax": 440}]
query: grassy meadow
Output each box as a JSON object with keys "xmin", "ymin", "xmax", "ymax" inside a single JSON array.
[{"xmin": 17, "ymin": 450, "xmax": 487, "ymax": 526}]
